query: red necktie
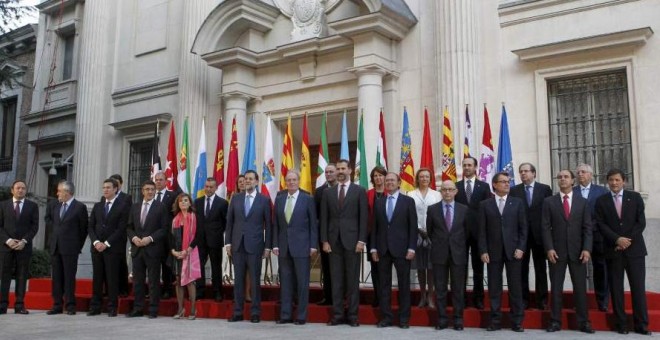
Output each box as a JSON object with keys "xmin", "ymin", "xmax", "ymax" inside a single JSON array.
[
  {"xmin": 14, "ymin": 201, "xmax": 21, "ymax": 218},
  {"xmin": 563, "ymin": 195, "xmax": 570, "ymax": 219}
]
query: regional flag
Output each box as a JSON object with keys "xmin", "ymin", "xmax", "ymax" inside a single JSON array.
[
  {"xmin": 463, "ymin": 105, "xmax": 473, "ymax": 159},
  {"xmin": 150, "ymin": 123, "xmax": 161, "ymax": 181},
  {"xmin": 177, "ymin": 118, "xmax": 191, "ymax": 193},
  {"xmin": 496, "ymin": 104, "xmax": 515, "ymax": 186},
  {"xmin": 441, "ymin": 106, "xmax": 457, "ymax": 182},
  {"xmin": 165, "ymin": 122, "xmax": 178, "ymax": 191},
  {"xmin": 340, "ymin": 110, "xmax": 349, "ymax": 162},
  {"xmin": 242, "ymin": 117, "xmax": 257, "ymax": 173},
  {"xmin": 214, "ymin": 119, "xmax": 226, "ymax": 198},
  {"xmin": 354, "ymin": 112, "xmax": 368, "ymax": 188},
  {"xmin": 279, "ymin": 115, "xmax": 294, "ymax": 190},
  {"xmin": 315, "ymin": 112, "xmax": 329, "ymax": 188},
  {"xmin": 261, "ymin": 116, "xmax": 277, "ymax": 203},
  {"xmin": 300, "ymin": 113, "xmax": 313, "ymax": 192},
  {"xmin": 193, "ymin": 118, "xmax": 207, "ymax": 199},
  {"xmin": 478, "ymin": 105, "xmax": 495, "ymax": 188},
  {"xmin": 399, "ymin": 108, "xmax": 415, "ymax": 193},
  {"xmin": 420, "ymin": 108, "xmax": 436, "ymax": 189},
  {"xmin": 226, "ymin": 117, "xmax": 239, "ymax": 197},
  {"xmin": 376, "ymin": 109, "xmax": 388, "ymax": 170}
]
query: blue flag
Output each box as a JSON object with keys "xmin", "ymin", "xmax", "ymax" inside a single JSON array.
[
  {"xmin": 193, "ymin": 119, "xmax": 207, "ymax": 198},
  {"xmin": 496, "ymin": 105, "xmax": 515, "ymax": 186},
  {"xmin": 242, "ymin": 117, "xmax": 257, "ymax": 173},
  {"xmin": 340, "ymin": 110, "xmax": 349, "ymax": 162}
]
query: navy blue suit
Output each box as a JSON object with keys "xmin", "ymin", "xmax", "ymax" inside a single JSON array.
[
  {"xmin": 273, "ymin": 191, "xmax": 317, "ymax": 321},
  {"xmin": 573, "ymin": 183, "xmax": 609, "ymax": 309},
  {"xmin": 194, "ymin": 194, "xmax": 228, "ymax": 297},
  {"xmin": 226, "ymin": 191, "xmax": 272, "ymax": 318}
]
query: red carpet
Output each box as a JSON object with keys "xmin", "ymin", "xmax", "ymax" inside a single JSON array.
[{"xmin": 8, "ymin": 278, "xmax": 659, "ymax": 331}]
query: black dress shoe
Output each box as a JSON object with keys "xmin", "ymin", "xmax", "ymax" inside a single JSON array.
[
  {"xmin": 14, "ymin": 308, "xmax": 29, "ymax": 315},
  {"xmin": 228, "ymin": 315, "xmax": 243, "ymax": 322},
  {"xmin": 546, "ymin": 323, "xmax": 561, "ymax": 332},
  {"xmin": 371, "ymin": 301, "xmax": 379, "ymax": 308},
  {"xmin": 580, "ymin": 325, "xmax": 595, "ymax": 334},
  {"xmin": 327, "ymin": 319, "xmax": 342, "ymax": 326},
  {"xmin": 453, "ymin": 324, "xmax": 464, "ymax": 331},
  {"xmin": 538, "ymin": 302, "xmax": 548, "ymax": 310},
  {"xmin": 214, "ymin": 293, "xmax": 223, "ymax": 302},
  {"xmin": 616, "ymin": 326, "xmax": 629, "ymax": 334},
  {"xmin": 126, "ymin": 310, "xmax": 143, "ymax": 318},
  {"xmin": 294, "ymin": 319, "xmax": 306, "ymax": 325},
  {"xmin": 250, "ymin": 315, "xmax": 260, "ymax": 323},
  {"xmin": 148, "ymin": 313, "xmax": 157, "ymax": 319},
  {"xmin": 47, "ymin": 309, "xmax": 63, "ymax": 315},
  {"xmin": 598, "ymin": 305, "xmax": 608, "ymax": 312},
  {"xmin": 108, "ymin": 310, "xmax": 117, "ymax": 317},
  {"xmin": 161, "ymin": 291, "xmax": 171, "ymax": 299},
  {"xmin": 276, "ymin": 319, "xmax": 293, "ymax": 324},
  {"xmin": 435, "ymin": 323, "xmax": 448, "ymax": 330},
  {"xmin": 0, "ymin": 308, "xmax": 7, "ymax": 315},
  {"xmin": 511, "ymin": 324, "xmax": 524, "ymax": 332},
  {"xmin": 635, "ymin": 329, "xmax": 652, "ymax": 336},
  {"xmin": 349, "ymin": 320, "xmax": 359, "ymax": 327},
  {"xmin": 377, "ymin": 320, "xmax": 392, "ymax": 328},
  {"xmin": 399, "ymin": 323, "xmax": 409, "ymax": 329},
  {"xmin": 87, "ymin": 310, "xmax": 101, "ymax": 316},
  {"xmin": 474, "ymin": 301, "xmax": 484, "ymax": 310},
  {"xmin": 486, "ymin": 324, "xmax": 501, "ymax": 331},
  {"xmin": 316, "ymin": 299, "xmax": 332, "ymax": 306},
  {"xmin": 66, "ymin": 310, "xmax": 76, "ymax": 315}
]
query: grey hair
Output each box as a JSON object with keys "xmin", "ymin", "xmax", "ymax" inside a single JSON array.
[{"xmin": 59, "ymin": 180, "xmax": 75, "ymax": 195}]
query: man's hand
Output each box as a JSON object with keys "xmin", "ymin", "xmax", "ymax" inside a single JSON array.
[
  {"xmin": 141, "ymin": 237, "xmax": 152, "ymax": 246},
  {"xmin": 616, "ymin": 237, "xmax": 632, "ymax": 250},
  {"xmin": 547, "ymin": 250, "xmax": 558, "ymax": 264},
  {"xmin": 371, "ymin": 252, "xmax": 379, "ymax": 262},
  {"xmin": 514, "ymin": 249, "xmax": 524, "ymax": 260},
  {"xmin": 14, "ymin": 240, "xmax": 26, "ymax": 251},
  {"xmin": 94, "ymin": 242, "xmax": 107, "ymax": 252},
  {"xmin": 579, "ymin": 250, "xmax": 591, "ymax": 264},
  {"xmin": 405, "ymin": 250, "xmax": 415, "ymax": 261},
  {"xmin": 7, "ymin": 239, "xmax": 19, "ymax": 250},
  {"xmin": 323, "ymin": 242, "xmax": 331, "ymax": 253},
  {"xmin": 131, "ymin": 237, "xmax": 142, "ymax": 247},
  {"xmin": 262, "ymin": 249, "xmax": 271, "ymax": 259},
  {"xmin": 226, "ymin": 245, "xmax": 232, "ymax": 257},
  {"xmin": 355, "ymin": 242, "xmax": 365, "ymax": 253},
  {"xmin": 310, "ymin": 248, "xmax": 317, "ymax": 256},
  {"xmin": 273, "ymin": 248, "xmax": 280, "ymax": 256},
  {"xmin": 481, "ymin": 253, "xmax": 490, "ymax": 264}
]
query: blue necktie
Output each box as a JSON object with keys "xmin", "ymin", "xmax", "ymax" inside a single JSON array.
[
  {"xmin": 526, "ymin": 185, "xmax": 533, "ymax": 206},
  {"xmin": 386, "ymin": 196, "xmax": 394, "ymax": 222},
  {"xmin": 581, "ymin": 187, "xmax": 589, "ymax": 199},
  {"xmin": 104, "ymin": 201, "xmax": 111, "ymax": 217},
  {"xmin": 244, "ymin": 195, "xmax": 252, "ymax": 215},
  {"xmin": 60, "ymin": 203, "xmax": 67, "ymax": 219}
]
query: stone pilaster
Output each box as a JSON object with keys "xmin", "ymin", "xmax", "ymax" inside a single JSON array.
[{"xmin": 351, "ymin": 66, "xmax": 387, "ymax": 175}]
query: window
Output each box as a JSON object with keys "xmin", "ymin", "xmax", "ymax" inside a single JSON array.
[
  {"xmin": 128, "ymin": 139, "xmax": 153, "ymax": 201},
  {"xmin": 0, "ymin": 98, "xmax": 17, "ymax": 172},
  {"xmin": 547, "ymin": 70, "xmax": 633, "ymax": 186},
  {"xmin": 62, "ymin": 34, "xmax": 75, "ymax": 80}
]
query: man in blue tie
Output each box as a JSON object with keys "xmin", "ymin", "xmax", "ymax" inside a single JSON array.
[{"xmin": 370, "ymin": 172, "xmax": 417, "ymax": 329}]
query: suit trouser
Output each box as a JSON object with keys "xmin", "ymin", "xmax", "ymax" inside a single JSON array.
[
  {"xmin": 160, "ymin": 242, "xmax": 173, "ymax": 294},
  {"xmin": 367, "ymin": 238, "xmax": 380, "ymax": 305},
  {"xmin": 487, "ymin": 257, "xmax": 524, "ymax": 326},
  {"xmin": 197, "ymin": 245, "xmax": 224, "ymax": 295},
  {"xmin": 132, "ymin": 251, "xmax": 161, "ymax": 314},
  {"xmin": 607, "ymin": 255, "xmax": 648, "ymax": 330},
  {"xmin": 329, "ymin": 244, "xmax": 361, "ymax": 322},
  {"xmin": 51, "ymin": 252, "xmax": 79, "ymax": 311},
  {"xmin": 434, "ymin": 260, "xmax": 466, "ymax": 325},
  {"xmin": 591, "ymin": 233, "xmax": 609, "ymax": 309},
  {"xmin": 90, "ymin": 250, "xmax": 121, "ymax": 311},
  {"xmin": 319, "ymin": 241, "xmax": 332, "ymax": 302},
  {"xmin": 549, "ymin": 259, "xmax": 589, "ymax": 326},
  {"xmin": 118, "ymin": 241, "xmax": 129, "ymax": 295},
  {"xmin": 465, "ymin": 231, "xmax": 484, "ymax": 302},
  {"xmin": 521, "ymin": 238, "xmax": 548, "ymax": 307},
  {"xmin": 232, "ymin": 243, "xmax": 263, "ymax": 317},
  {"xmin": 279, "ymin": 251, "xmax": 311, "ymax": 321},
  {"xmin": 0, "ymin": 252, "xmax": 29, "ymax": 310},
  {"xmin": 377, "ymin": 252, "xmax": 411, "ymax": 323}
]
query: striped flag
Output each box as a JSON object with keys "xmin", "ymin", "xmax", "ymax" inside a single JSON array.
[
  {"xmin": 213, "ymin": 119, "xmax": 226, "ymax": 198},
  {"xmin": 478, "ymin": 105, "xmax": 495, "ymax": 188},
  {"xmin": 376, "ymin": 109, "xmax": 388, "ymax": 170},
  {"xmin": 497, "ymin": 104, "xmax": 515, "ymax": 186},
  {"xmin": 399, "ymin": 108, "xmax": 415, "ymax": 193},
  {"xmin": 261, "ymin": 116, "xmax": 277, "ymax": 203},
  {"xmin": 193, "ymin": 118, "xmax": 207, "ymax": 199},
  {"xmin": 463, "ymin": 105, "xmax": 473, "ymax": 159},
  {"xmin": 177, "ymin": 117, "xmax": 191, "ymax": 193},
  {"xmin": 354, "ymin": 112, "xmax": 368, "ymax": 187},
  {"xmin": 420, "ymin": 108, "xmax": 436, "ymax": 189},
  {"xmin": 226, "ymin": 117, "xmax": 239, "ymax": 197},
  {"xmin": 441, "ymin": 106, "xmax": 457, "ymax": 182},
  {"xmin": 300, "ymin": 113, "xmax": 313, "ymax": 192},
  {"xmin": 279, "ymin": 115, "xmax": 294, "ymax": 190},
  {"xmin": 315, "ymin": 112, "xmax": 329, "ymax": 188},
  {"xmin": 340, "ymin": 110, "xmax": 349, "ymax": 162}
]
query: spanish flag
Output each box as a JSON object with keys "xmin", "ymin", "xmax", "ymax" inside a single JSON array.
[
  {"xmin": 300, "ymin": 113, "xmax": 312, "ymax": 192},
  {"xmin": 279, "ymin": 115, "xmax": 295, "ymax": 190}
]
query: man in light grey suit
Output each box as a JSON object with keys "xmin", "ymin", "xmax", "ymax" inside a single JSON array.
[
  {"xmin": 226, "ymin": 170, "xmax": 272, "ymax": 323},
  {"xmin": 273, "ymin": 170, "xmax": 318, "ymax": 325},
  {"xmin": 321, "ymin": 159, "xmax": 368, "ymax": 327}
]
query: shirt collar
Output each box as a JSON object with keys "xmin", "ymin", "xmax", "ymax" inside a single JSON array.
[
  {"xmin": 443, "ymin": 200, "xmax": 455, "ymax": 208},
  {"xmin": 496, "ymin": 194, "xmax": 508, "ymax": 201},
  {"xmin": 387, "ymin": 190, "xmax": 400, "ymax": 200},
  {"xmin": 561, "ymin": 191, "xmax": 573, "ymax": 200},
  {"xmin": 13, "ymin": 198, "xmax": 23, "ymax": 204},
  {"xmin": 525, "ymin": 181, "xmax": 536, "ymax": 188},
  {"xmin": 464, "ymin": 176, "xmax": 477, "ymax": 182},
  {"xmin": 143, "ymin": 198, "xmax": 155, "ymax": 205},
  {"xmin": 287, "ymin": 190, "xmax": 300, "ymax": 199},
  {"xmin": 106, "ymin": 195, "xmax": 116, "ymax": 204},
  {"xmin": 63, "ymin": 197, "xmax": 74, "ymax": 205},
  {"xmin": 580, "ymin": 183, "xmax": 591, "ymax": 191},
  {"xmin": 611, "ymin": 190, "xmax": 622, "ymax": 197}
]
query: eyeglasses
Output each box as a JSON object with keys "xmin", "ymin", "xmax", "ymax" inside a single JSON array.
[
  {"xmin": 440, "ymin": 188, "xmax": 456, "ymax": 192},
  {"xmin": 494, "ymin": 180, "xmax": 510, "ymax": 184}
]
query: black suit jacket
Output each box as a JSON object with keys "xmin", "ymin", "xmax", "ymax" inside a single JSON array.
[
  {"xmin": 49, "ymin": 199, "xmax": 89, "ymax": 256},
  {"xmin": 595, "ymin": 190, "xmax": 647, "ymax": 259},
  {"xmin": 455, "ymin": 178, "xmax": 491, "ymax": 236},
  {"xmin": 370, "ymin": 193, "xmax": 417, "ymax": 258},
  {"xmin": 320, "ymin": 182, "xmax": 368, "ymax": 250},
  {"xmin": 541, "ymin": 194, "xmax": 593, "ymax": 261},
  {"xmin": 194, "ymin": 195, "xmax": 228, "ymax": 249},
  {"xmin": 88, "ymin": 198, "xmax": 129, "ymax": 254},
  {"xmin": 573, "ymin": 184, "xmax": 608, "ymax": 235},
  {"xmin": 427, "ymin": 201, "xmax": 468, "ymax": 265},
  {"xmin": 126, "ymin": 200, "xmax": 168, "ymax": 258},
  {"xmin": 478, "ymin": 196, "xmax": 528, "ymax": 262},
  {"xmin": 0, "ymin": 199, "xmax": 39, "ymax": 257},
  {"xmin": 273, "ymin": 191, "xmax": 318, "ymax": 258},
  {"xmin": 510, "ymin": 181, "xmax": 553, "ymax": 245},
  {"xmin": 225, "ymin": 192, "xmax": 272, "ymax": 254}
]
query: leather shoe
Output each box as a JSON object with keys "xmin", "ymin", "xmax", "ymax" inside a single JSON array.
[
  {"xmin": 486, "ymin": 324, "xmax": 501, "ymax": 331},
  {"xmin": 377, "ymin": 320, "xmax": 392, "ymax": 328},
  {"xmin": 126, "ymin": 310, "xmax": 143, "ymax": 318},
  {"xmin": 47, "ymin": 309, "xmax": 63, "ymax": 315},
  {"xmin": 616, "ymin": 326, "xmax": 629, "ymax": 334},
  {"xmin": 66, "ymin": 310, "xmax": 76, "ymax": 315},
  {"xmin": 276, "ymin": 319, "xmax": 293, "ymax": 324},
  {"xmin": 598, "ymin": 305, "xmax": 608, "ymax": 312},
  {"xmin": 349, "ymin": 320, "xmax": 359, "ymax": 327},
  {"xmin": 148, "ymin": 313, "xmax": 157, "ymax": 319},
  {"xmin": 399, "ymin": 323, "xmax": 409, "ymax": 329},
  {"xmin": 327, "ymin": 319, "xmax": 342, "ymax": 326},
  {"xmin": 474, "ymin": 300, "xmax": 484, "ymax": 310},
  {"xmin": 14, "ymin": 308, "xmax": 29, "ymax": 315},
  {"xmin": 316, "ymin": 299, "xmax": 332, "ymax": 306},
  {"xmin": 107, "ymin": 310, "xmax": 117, "ymax": 317},
  {"xmin": 161, "ymin": 291, "xmax": 171, "ymax": 299},
  {"xmin": 635, "ymin": 329, "xmax": 652, "ymax": 336},
  {"xmin": 294, "ymin": 319, "xmax": 306, "ymax": 325},
  {"xmin": 546, "ymin": 323, "xmax": 561, "ymax": 332},
  {"xmin": 250, "ymin": 315, "xmax": 260, "ymax": 323},
  {"xmin": 453, "ymin": 324, "xmax": 464, "ymax": 331},
  {"xmin": 228, "ymin": 315, "xmax": 243, "ymax": 322},
  {"xmin": 538, "ymin": 302, "xmax": 548, "ymax": 310},
  {"xmin": 512, "ymin": 324, "xmax": 524, "ymax": 332},
  {"xmin": 0, "ymin": 308, "xmax": 6, "ymax": 315},
  {"xmin": 580, "ymin": 325, "xmax": 595, "ymax": 334},
  {"xmin": 214, "ymin": 293, "xmax": 223, "ymax": 302},
  {"xmin": 87, "ymin": 309, "xmax": 101, "ymax": 316},
  {"xmin": 435, "ymin": 324, "xmax": 448, "ymax": 330}
]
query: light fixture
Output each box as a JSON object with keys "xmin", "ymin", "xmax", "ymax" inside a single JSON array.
[{"xmin": 49, "ymin": 152, "xmax": 62, "ymax": 176}]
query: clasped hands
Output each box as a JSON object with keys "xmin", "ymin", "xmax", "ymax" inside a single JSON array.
[
  {"xmin": 615, "ymin": 237, "xmax": 632, "ymax": 251},
  {"xmin": 7, "ymin": 239, "xmax": 26, "ymax": 251},
  {"xmin": 322, "ymin": 241, "xmax": 364, "ymax": 254},
  {"xmin": 131, "ymin": 236, "xmax": 152, "ymax": 247}
]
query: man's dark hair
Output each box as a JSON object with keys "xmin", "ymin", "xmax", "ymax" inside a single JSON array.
[
  {"xmin": 110, "ymin": 174, "xmax": 123, "ymax": 185},
  {"xmin": 606, "ymin": 168, "xmax": 626, "ymax": 182},
  {"xmin": 463, "ymin": 156, "xmax": 478, "ymax": 167},
  {"xmin": 142, "ymin": 180, "xmax": 156, "ymax": 188},
  {"xmin": 245, "ymin": 170, "xmax": 259, "ymax": 181}
]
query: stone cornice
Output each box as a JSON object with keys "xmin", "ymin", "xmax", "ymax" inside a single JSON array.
[
  {"xmin": 109, "ymin": 113, "xmax": 172, "ymax": 132},
  {"xmin": 24, "ymin": 103, "xmax": 77, "ymax": 126},
  {"xmin": 111, "ymin": 77, "xmax": 179, "ymax": 107},
  {"xmin": 28, "ymin": 132, "xmax": 75, "ymax": 147},
  {"xmin": 329, "ymin": 12, "xmax": 412, "ymax": 41},
  {"xmin": 499, "ymin": 0, "xmax": 639, "ymax": 27},
  {"xmin": 36, "ymin": 0, "xmax": 83, "ymax": 14}
]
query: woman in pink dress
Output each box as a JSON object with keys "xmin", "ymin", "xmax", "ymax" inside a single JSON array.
[{"xmin": 170, "ymin": 193, "xmax": 202, "ymax": 320}]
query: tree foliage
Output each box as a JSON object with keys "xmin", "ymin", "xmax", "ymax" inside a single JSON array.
[{"xmin": 0, "ymin": 0, "xmax": 35, "ymax": 91}]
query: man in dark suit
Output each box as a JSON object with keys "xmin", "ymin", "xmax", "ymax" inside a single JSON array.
[
  {"xmin": 87, "ymin": 178, "xmax": 129, "ymax": 317},
  {"xmin": 313, "ymin": 163, "xmax": 336, "ymax": 306},
  {"xmin": 194, "ymin": 177, "xmax": 228, "ymax": 301},
  {"xmin": 595, "ymin": 168, "xmax": 650, "ymax": 335},
  {"xmin": 455, "ymin": 156, "xmax": 491, "ymax": 309},
  {"xmin": 370, "ymin": 172, "xmax": 417, "ymax": 329},
  {"xmin": 273, "ymin": 170, "xmax": 318, "ymax": 325},
  {"xmin": 154, "ymin": 171, "xmax": 177, "ymax": 299},
  {"xmin": 226, "ymin": 170, "xmax": 272, "ymax": 323},
  {"xmin": 126, "ymin": 180, "xmax": 168, "ymax": 318},
  {"xmin": 47, "ymin": 181, "xmax": 88, "ymax": 315},
  {"xmin": 0, "ymin": 180, "xmax": 39, "ymax": 315},
  {"xmin": 428, "ymin": 180, "xmax": 468, "ymax": 330},
  {"xmin": 107, "ymin": 174, "xmax": 132, "ymax": 297},
  {"xmin": 321, "ymin": 159, "xmax": 368, "ymax": 327},
  {"xmin": 479, "ymin": 172, "xmax": 527, "ymax": 332},
  {"xmin": 542, "ymin": 170, "xmax": 594, "ymax": 333},
  {"xmin": 510, "ymin": 162, "xmax": 552, "ymax": 310},
  {"xmin": 574, "ymin": 163, "xmax": 609, "ymax": 311}
]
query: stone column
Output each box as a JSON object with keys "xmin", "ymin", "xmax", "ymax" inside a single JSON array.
[
  {"xmin": 353, "ymin": 66, "xmax": 387, "ymax": 176},
  {"xmin": 73, "ymin": 0, "xmax": 115, "ymax": 203},
  {"xmin": 436, "ymin": 0, "xmax": 480, "ymax": 159},
  {"xmin": 222, "ymin": 93, "xmax": 250, "ymax": 165}
]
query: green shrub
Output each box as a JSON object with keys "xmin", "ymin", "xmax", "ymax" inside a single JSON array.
[{"xmin": 29, "ymin": 249, "xmax": 51, "ymax": 278}]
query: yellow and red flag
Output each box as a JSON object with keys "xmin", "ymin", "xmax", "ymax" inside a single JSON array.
[
  {"xmin": 441, "ymin": 106, "xmax": 457, "ymax": 182},
  {"xmin": 279, "ymin": 115, "xmax": 295, "ymax": 190},
  {"xmin": 399, "ymin": 108, "xmax": 415, "ymax": 193},
  {"xmin": 300, "ymin": 114, "xmax": 312, "ymax": 192}
]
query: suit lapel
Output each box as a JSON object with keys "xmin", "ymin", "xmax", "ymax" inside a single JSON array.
[{"xmin": 289, "ymin": 194, "xmax": 304, "ymax": 226}]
